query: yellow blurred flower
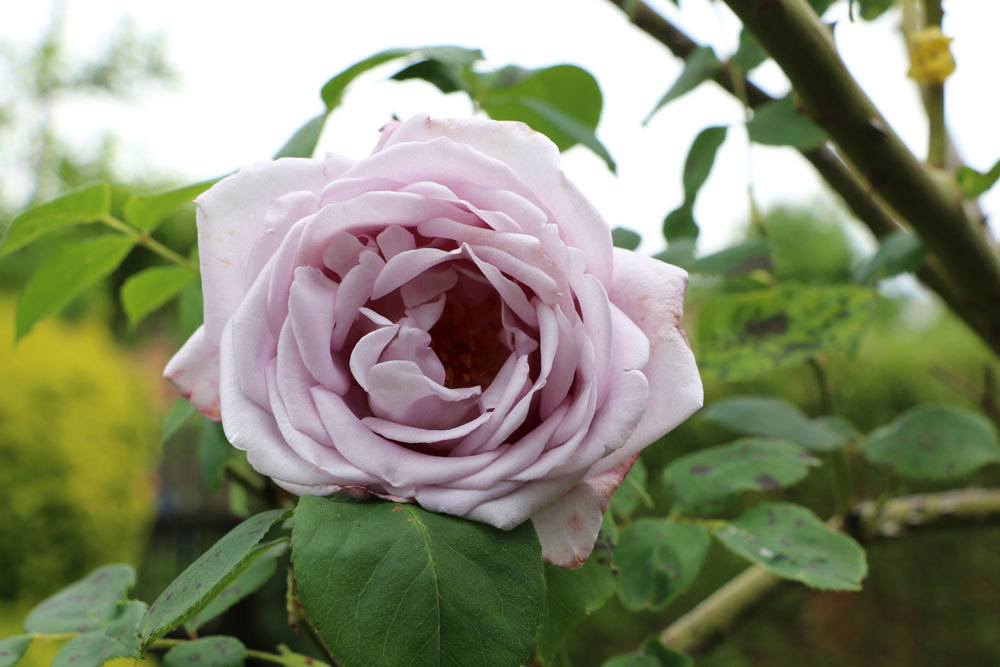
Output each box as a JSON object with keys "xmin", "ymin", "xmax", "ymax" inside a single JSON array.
[{"xmin": 907, "ymin": 27, "xmax": 956, "ymax": 85}]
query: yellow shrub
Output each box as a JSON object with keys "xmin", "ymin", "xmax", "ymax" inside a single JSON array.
[{"xmin": 0, "ymin": 300, "xmax": 157, "ymax": 604}]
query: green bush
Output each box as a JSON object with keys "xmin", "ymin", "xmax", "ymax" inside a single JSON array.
[{"xmin": 0, "ymin": 300, "xmax": 157, "ymax": 603}]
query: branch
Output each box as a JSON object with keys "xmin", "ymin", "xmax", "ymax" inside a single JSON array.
[
  {"xmin": 656, "ymin": 488, "xmax": 1000, "ymax": 654},
  {"xmin": 604, "ymin": 0, "xmax": 998, "ymax": 356},
  {"xmin": 721, "ymin": 0, "xmax": 1000, "ymax": 354}
]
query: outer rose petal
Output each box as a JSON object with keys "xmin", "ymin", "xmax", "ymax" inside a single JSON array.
[
  {"xmin": 197, "ymin": 155, "xmax": 352, "ymax": 343},
  {"xmin": 163, "ymin": 325, "xmax": 220, "ymax": 419},
  {"xmin": 530, "ymin": 457, "xmax": 635, "ymax": 568},
  {"xmin": 378, "ymin": 114, "xmax": 614, "ymax": 284},
  {"xmin": 531, "ymin": 249, "xmax": 703, "ymax": 567},
  {"xmin": 166, "ymin": 156, "xmax": 354, "ymax": 417}
]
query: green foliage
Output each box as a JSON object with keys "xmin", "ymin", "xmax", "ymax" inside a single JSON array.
[
  {"xmin": 663, "ymin": 126, "xmax": 727, "ymax": 242},
  {"xmin": 614, "ymin": 520, "xmax": 710, "ymax": 611},
  {"xmin": 537, "ymin": 560, "xmax": 617, "ymax": 665},
  {"xmin": 0, "ymin": 637, "xmax": 31, "ymax": 667},
  {"xmin": 603, "ymin": 640, "xmax": 692, "ymax": 667},
  {"xmin": 747, "ymin": 96, "xmax": 827, "ymax": 149},
  {"xmin": 0, "ymin": 301, "xmax": 155, "ymax": 603},
  {"xmin": 141, "ymin": 510, "xmax": 290, "ymax": 645},
  {"xmin": 692, "ymin": 240, "xmax": 770, "ymax": 276},
  {"xmin": 861, "ymin": 404, "xmax": 1000, "ymax": 480},
  {"xmin": 274, "ymin": 113, "xmax": 329, "ymax": 160},
  {"xmin": 198, "ymin": 421, "xmax": 234, "ymax": 492},
  {"xmin": 697, "ymin": 284, "xmax": 876, "ymax": 381},
  {"xmin": 123, "ymin": 179, "xmax": 215, "ymax": 233},
  {"xmin": 473, "ymin": 64, "xmax": 614, "ymax": 171},
  {"xmin": 16, "ymin": 235, "xmax": 134, "ymax": 339},
  {"xmin": 956, "ymin": 159, "xmax": 1000, "ymax": 198},
  {"xmin": 162, "ymin": 398, "xmax": 197, "ymax": 444},
  {"xmin": 0, "ymin": 184, "xmax": 110, "ymax": 258},
  {"xmin": 853, "ymin": 230, "xmax": 926, "ymax": 285},
  {"xmin": 184, "ymin": 541, "xmax": 286, "ymax": 635},
  {"xmin": 663, "ymin": 439, "xmax": 819, "ymax": 514},
  {"xmin": 163, "ymin": 637, "xmax": 247, "ymax": 667},
  {"xmin": 291, "ymin": 495, "xmax": 544, "ymax": 667},
  {"xmin": 612, "ymin": 227, "xmax": 642, "ymax": 251},
  {"xmin": 732, "ymin": 29, "xmax": 767, "ymax": 72},
  {"xmin": 645, "ymin": 47, "xmax": 721, "ymax": 123},
  {"xmin": 121, "ymin": 265, "xmax": 195, "ymax": 328},
  {"xmin": 856, "ymin": 0, "xmax": 896, "ymax": 20},
  {"xmin": 25, "ymin": 564, "xmax": 134, "ymax": 633},
  {"xmin": 610, "ymin": 459, "xmax": 653, "ymax": 520},
  {"xmin": 51, "ymin": 600, "xmax": 145, "ymax": 667},
  {"xmin": 715, "ymin": 503, "xmax": 867, "ymax": 591},
  {"xmin": 702, "ymin": 396, "xmax": 850, "ymax": 451},
  {"xmin": 760, "ymin": 206, "xmax": 854, "ymax": 284}
]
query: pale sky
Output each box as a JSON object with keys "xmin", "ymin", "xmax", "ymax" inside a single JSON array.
[{"xmin": 3, "ymin": 0, "xmax": 999, "ymax": 254}]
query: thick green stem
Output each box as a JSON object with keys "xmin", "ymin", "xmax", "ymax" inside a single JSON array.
[
  {"xmin": 721, "ymin": 0, "xmax": 1000, "ymax": 353},
  {"xmin": 655, "ymin": 488, "xmax": 1000, "ymax": 654},
  {"xmin": 100, "ymin": 215, "xmax": 198, "ymax": 273},
  {"xmin": 605, "ymin": 0, "xmax": 1000, "ymax": 357}
]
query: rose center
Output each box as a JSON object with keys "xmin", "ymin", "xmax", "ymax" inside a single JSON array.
[{"xmin": 430, "ymin": 293, "xmax": 509, "ymax": 389}]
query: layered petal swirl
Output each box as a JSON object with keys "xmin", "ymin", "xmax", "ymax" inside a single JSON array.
[{"xmin": 165, "ymin": 115, "xmax": 703, "ymax": 566}]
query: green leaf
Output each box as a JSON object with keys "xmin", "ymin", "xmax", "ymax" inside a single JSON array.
[
  {"xmin": 0, "ymin": 183, "xmax": 110, "ymax": 258},
  {"xmin": 715, "ymin": 502, "xmax": 867, "ymax": 590},
  {"xmin": 124, "ymin": 179, "xmax": 215, "ymax": 233},
  {"xmin": 602, "ymin": 640, "xmax": 692, "ymax": 667},
  {"xmin": 655, "ymin": 238, "xmax": 697, "ymax": 269},
  {"xmin": 732, "ymin": 28, "xmax": 767, "ymax": 72},
  {"xmin": 853, "ymin": 230, "xmax": 926, "ymax": 284},
  {"xmin": 682, "ymin": 126, "xmax": 727, "ymax": 202},
  {"xmin": 642, "ymin": 641, "xmax": 693, "ymax": 667},
  {"xmin": 274, "ymin": 112, "xmax": 329, "ymax": 159},
  {"xmin": 612, "ymin": 227, "xmax": 642, "ymax": 251},
  {"xmin": 52, "ymin": 600, "xmax": 146, "ymax": 667},
  {"xmin": 614, "ymin": 520, "xmax": 710, "ymax": 611},
  {"xmin": 662, "ymin": 204, "xmax": 698, "ymax": 243},
  {"xmin": 199, "ymin": 419, "xmax": 233, "ymax": 492},
  {"xmin": 610, "ymin": 458, "xmax": 653, "ymax": 520},
  {"xmin": 664, "ymin": 439, "xmax": 818, "ymax": 515},
  {"xmin": 178, "ymin": 276, "xmax": 204, "ymax": 339},
  {"xmin": 320, "ymin": 46, "xmax": 481, "ymax": 110},
  {"xmin": 140, "ymin": 510, "xmax": 291, "ymax": 645},
  {"xmin": 645, "ymin": 47, "xmax": 721, "ymax": 123},
  {"xmin": 748, "ymin": 95, "xmax": 827, "ymax": 149},
  {"xmin": 956, "ymin": 160, "xmax": 1000, "ymax": 198},
  {"xmin": 477, "ymin": 65, "xmax": 615, "ymax": 171},
  {"xmin": 185, "ymin": 541, "xmax": 286, "ymax": 634},
  {"xmin": 697, "ymin": 284, "xmax": 876, "ymax": 382},
  {"xmin": 163, "ymin": 637, "xmax": 247, "ymax": 667},
  {"xmin": 691, "ymin": 239, "xmax": 771, "ymax": 275},
  {"xmin": 861, "ymin": 404, "xmax": 1000, "ymax": 480},
  {"xmin": 16, "ymin": 235, "xmax": 135, "ymax": 340},
  {"xmin": 702, "ymin": 395, "xmax": 850, "ymax": 452},
  {"xmin": 0, "ymin": 636, "xmax": 31, "ymax": 667},
  {"xmin": 392, "ymin": 59, "xmax": 467, "ymax": 94},
  {"xmin": 663, "ymin": 126, "xmax": 727, "ymax": 242},
  {"xmin": 162, "ymin": 398, "xmax": 198, "ymax": 445},
  {"xmin": 121, "ymin": 265, "xmax": 196, "ymax": 328},
  {"xmin": 537, "ymin": 559, "xmax": 617, "ymax": 665},
  {"xmin": 321, "ymin": 48, "xmax": 413, "ymax": 109},
  {"xmin": 25, "ymin": 564, "xmax": 135, "ymax": 633},
  {"xmin": 291, "ymin": 496, "xmax": 545, "ymax": 667},
  {"xmin": 858, "ymin": 0, "xmax": 896, "ymax": 20}
]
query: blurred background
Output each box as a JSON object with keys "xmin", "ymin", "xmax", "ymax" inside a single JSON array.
[{"xmin": 1, "ymin": 0, "xmax": 998, "ymax": 665}]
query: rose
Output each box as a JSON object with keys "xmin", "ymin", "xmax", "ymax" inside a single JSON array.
[{"xmin": 165, "ymin": 115, "xmax": 702, "ymax": 566}]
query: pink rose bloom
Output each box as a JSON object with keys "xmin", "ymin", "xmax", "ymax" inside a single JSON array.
[{"xmin": 165, "ymin": 115, "xmax": 702, "ymax": 567}]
